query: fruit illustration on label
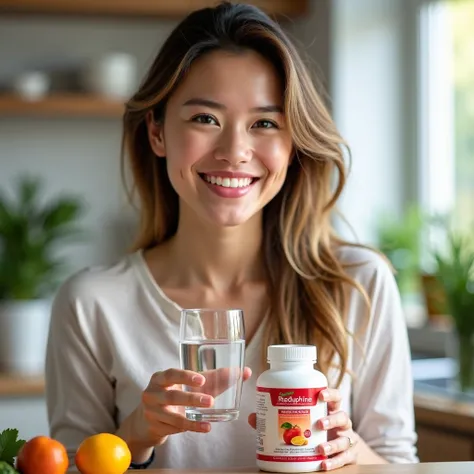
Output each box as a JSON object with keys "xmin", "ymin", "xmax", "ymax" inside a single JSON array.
[
  {"xmin": 290, "ymin": 436, "xmax": 307, "ymax": 446},
  {"xmin": 280, "ymin": 422, "xmax": 302, "ymax": 445}
]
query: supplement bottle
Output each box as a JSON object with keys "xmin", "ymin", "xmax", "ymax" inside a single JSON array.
[{"xmin": 256, "ymin": 344, "xmax": 328, "ymax": 473}]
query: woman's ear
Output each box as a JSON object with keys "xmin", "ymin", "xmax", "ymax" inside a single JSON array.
[{"xmin": 146, "ymin": 111, "xmax": 166, "ymax": 157}]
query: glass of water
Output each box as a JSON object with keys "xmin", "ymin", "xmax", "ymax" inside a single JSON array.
[{"xmin": 179, "ymin": 308, "xmax": 246, "ymax": 422}]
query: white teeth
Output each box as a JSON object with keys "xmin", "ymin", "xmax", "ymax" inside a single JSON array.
[{"xmin": 204, "ymin": 175, "xmax": 253, "ymax": 188}]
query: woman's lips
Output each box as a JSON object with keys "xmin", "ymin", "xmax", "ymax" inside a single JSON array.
[{"xmin": 199, "ymin": 173, "xmax": 259, "ymax": 198}]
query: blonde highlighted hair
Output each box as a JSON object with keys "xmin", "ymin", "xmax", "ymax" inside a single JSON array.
[{"xmin": 122, "ymin": 1, "xmax": 370, "ymax": 387}]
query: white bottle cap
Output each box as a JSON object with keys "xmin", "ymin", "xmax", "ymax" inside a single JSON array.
[{"xmin": 267, "ymin": 344, "xmax": 317, "ymax": 362}]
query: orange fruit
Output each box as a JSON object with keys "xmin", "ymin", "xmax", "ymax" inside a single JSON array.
[
  {"xmin": 16, "ymin": 436, "xmax": 68, "ymax": 474},
  {"xmin": 75, "ymin": 433, "xmax": 131, "ymax": 474}
]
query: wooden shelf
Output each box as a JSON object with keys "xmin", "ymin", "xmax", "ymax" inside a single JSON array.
[
  {"xmin": 0, "ymin": 0, "xmax": 308, "ymax": 18},
  {"xmin": 0, "ymin": 94, "xmax": 125, "ymax": 118},
  {"xmin": 0, "ymin": 374, "xmax": 44, "ymax": 397}
]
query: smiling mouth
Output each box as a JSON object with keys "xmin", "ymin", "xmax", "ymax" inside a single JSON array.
[{"xmin": 199, "ymin": 173, "xmax": 259, "ymax": 188}]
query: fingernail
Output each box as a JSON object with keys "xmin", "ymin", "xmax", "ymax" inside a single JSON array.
[
  {"xmin": 324, "ymin": 460, "xmax": 332, "ymax": 470},
  {"xmin": 199, "ymin": 423, "xmax": 210, "ymax": 432},
  {"xmin": 321, "ymin": 390, "xmax": 328, "ymax": 401},
  {"xmin": 321, "ymin": 419, "xmax": 329, "ymax": 429},
  {"xmin": 200, "ymin": 396, "xmax": 213, "ymax": 407},
  {"xmin": 192, "ymin": 375, "xmax": 204, "ymax": 384}
]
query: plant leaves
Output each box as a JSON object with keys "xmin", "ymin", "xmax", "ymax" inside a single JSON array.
[
  {"xmin": 0, "ymin": 175, "xmax": 86, "ymax": 298},
  {"xmin": 18, "ymin": 176, "xmax": 41, "ymax": 216},
  {"xmin": 0, "ymin": 460, "xmax": 19, "ymax": 473},
  {"xmin": 0, "ymin": 429, "xmax": 26, "ymax": 466},
  {"xmin": 434, "ymin": 229, "xmax": 474, "ymax": 334},
  {"xmin": 42, "ymin": 199, "xmax": 84, "ymax": 231},
  {"xmin": 280, "ymin": 422, "xmax": 293, "ymax": 430}
]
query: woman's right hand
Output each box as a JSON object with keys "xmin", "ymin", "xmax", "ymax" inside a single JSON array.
[
  {"xmin": 129, "ymin": 368, "xmax": 214, "ymax": 450},
  {"xmin": 144, "ymin": 368, "xmax": 214, "ymax": 440},
  {"xmin": 119, "ymin": 366, "xmax": 251, "ymax": 463}
]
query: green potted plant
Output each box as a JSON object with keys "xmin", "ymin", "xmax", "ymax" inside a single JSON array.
[
  {"xmin": 433, "ymin": 231, "xmax": 474, "ymax": 392},
  {"xmin": 377, "ymin": 205, "xmax": 450, "ymax": 325},
  {"xmin": 377, "ymin": 204, "xmax": 424, "ymax": 295},
  {"xmin": 0, "ymin": 176, "xmax": 85, "ymax": 375}
]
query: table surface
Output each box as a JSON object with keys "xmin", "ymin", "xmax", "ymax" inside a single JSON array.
[{"xmin": 132, "ymin": 463, "xmax": 473, "ymax": 473}]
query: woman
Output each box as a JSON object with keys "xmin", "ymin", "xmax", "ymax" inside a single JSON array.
[{"xmin": 45, "ymin": 1, "xmax": 418, "ymax": 471}]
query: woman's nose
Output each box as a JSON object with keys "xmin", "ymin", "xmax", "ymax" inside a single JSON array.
[{"xmin": 213, "ymin": 127, "xmax": 252, "ymax": 165}]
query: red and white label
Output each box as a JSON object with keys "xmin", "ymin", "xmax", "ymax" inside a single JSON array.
[
  {"xmin": 257, "ymin": 387, "xmax": 324, "ymax": 407},
  {"xmin": 257, "ymin": 454, "xmax": 327, "ymax": 462},
  {"xmin": 256, "ymin": 386, "xmax": 328, "ymax": 466}
]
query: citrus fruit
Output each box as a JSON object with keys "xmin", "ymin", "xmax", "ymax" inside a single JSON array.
[
  {"xmin": 282, "ymin": 424, "xmax": 302, "ymax": 445},
  {"xmin": 16, "ymin": 436, "xmax": 68, "ymax": 474},
  {"xmin": 290, "ymin": 435, "xmax": 306, "ymax": 446},
  {"xmin": 75, "ymin": 433, "xmax": 131, "ymax": 474}
]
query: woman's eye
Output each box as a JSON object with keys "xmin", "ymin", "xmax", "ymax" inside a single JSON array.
[
  {"xmin": 253, "ymin": 120, "xmax": 278, "ymax": 129},
  {"xmin": 192, "ymin": 114, "xmax": 218, "ymax": 125}
]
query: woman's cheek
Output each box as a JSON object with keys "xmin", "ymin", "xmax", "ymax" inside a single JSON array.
[
  {"xmin": 171, "ymin": 130, "xmax": 216, "ymax": 168},
  {"xmin": 255, "ymin": 138, "xmax": 292, "ymax": 174}
]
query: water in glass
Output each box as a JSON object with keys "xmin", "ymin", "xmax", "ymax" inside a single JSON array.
[{"xmin": 179, "ymin": 309, "xmax": 245, "ymax": 422}]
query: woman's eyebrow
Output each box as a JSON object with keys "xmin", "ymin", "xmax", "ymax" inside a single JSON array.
[{"xmin": 182, "ymin": 98, "xmax": 283, "ymax": 113}]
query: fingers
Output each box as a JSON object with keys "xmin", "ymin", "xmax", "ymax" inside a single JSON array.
[
  {"xmin": 201, "ymin": 366, "xmax": 252, "ymax": 397},
  {"xmin": 317, "ymin": 411, "xmax": 352, "ymax": 431},
  {"xmin": 317, "ymin": 433, "xmax": 355, "ymax": 457},
  {"xmin": 143, "ymin": 389, "xmax": 214, "ymax": 410},
  {"xmin": 145, "ymin": 409, "xmax": 212, "ymax": 434},
  {"xmin": 243, "ymin": 367, "xmax": 252, "ymax": 381},
  {"xmin": 320, "ymin": 436, "xmax": 357, "ymax": 471},
  {"xmin": 149, "ymin": 367, "xmax": 252, "ymax": 396},
  {"xmin": 248, "ymin": 412, "xmax": 257, "ymax": 430},
  {"xmin": 150, "ymin": 369, "xmax": 206, "ymax": 389},
  {"xmin": 319, "ymin": 388, "xmax": 342, "ymax": 413}
]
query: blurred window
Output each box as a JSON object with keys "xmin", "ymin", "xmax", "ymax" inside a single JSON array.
[{"xmin": 419, "ymin": 0, "xmax": 474, "ymax": 232}]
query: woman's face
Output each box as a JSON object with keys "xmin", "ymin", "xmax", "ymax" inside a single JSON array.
[{"xmin": 148, "ymin": 49, "xmax": 293, "ymax": 227}]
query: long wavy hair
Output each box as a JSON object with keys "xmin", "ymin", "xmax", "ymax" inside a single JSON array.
[{"xmin": 122, "ymin": 1, "xmax": 369, "ymax": 387}]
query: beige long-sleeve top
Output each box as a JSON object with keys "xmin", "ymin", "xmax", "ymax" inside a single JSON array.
[{"xmin": 45, "ymin": 246, "xmax": 418, "ymax": 469}]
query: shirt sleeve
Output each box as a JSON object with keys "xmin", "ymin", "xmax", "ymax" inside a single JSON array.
[
  {"xmin": 45, "ymin": 275, "xmax": 117, "ymax": 464},
  {"xmin": 350, "ymin": 255, "xmax": 419, "ymax": 463}
]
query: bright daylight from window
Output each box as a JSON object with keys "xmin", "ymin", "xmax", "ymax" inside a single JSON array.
[{"xmin": 421, "ymin": 0, "xmax": 474, "ymax": 233}]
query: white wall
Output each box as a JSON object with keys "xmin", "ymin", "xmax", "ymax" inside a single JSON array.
[
  {"xmin": 0, "ymin": 14, "xmax": 178, "ymax": 436},
  {"xmin": 331, "ymin": 0, "xmax": 410, "ymax": 244},
  {"xmin": 0, "ymin": 17, "xmax": 177, "ymax": 271}
]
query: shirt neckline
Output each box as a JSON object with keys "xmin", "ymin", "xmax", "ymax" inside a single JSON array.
[
  {"xmin": 129, "ymin": 249, "xmax": 182, "ymax": 320},
  {"xmin": 128, "ymin": 249, "xmax": 263, "ymax": 356}
]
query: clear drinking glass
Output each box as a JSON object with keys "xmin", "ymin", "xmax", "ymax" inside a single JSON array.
[{"xmin": 179, "ymin": 308, "xmax": 246, "ymax": 422}]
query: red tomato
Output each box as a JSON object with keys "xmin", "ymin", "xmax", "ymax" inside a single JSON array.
[{"xmin": 17, "ymin": 436, "xmax": 68, "ymax": 474}]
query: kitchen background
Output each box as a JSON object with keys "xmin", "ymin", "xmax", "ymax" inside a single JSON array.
[{"xmin": 1, "ymin": 0, "xmax": 473, "ymax": 464}]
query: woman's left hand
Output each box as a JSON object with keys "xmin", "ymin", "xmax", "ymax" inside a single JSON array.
[
  {"xmin": 317, "ymin": 388, "xmax": 359, "ymax": 471},
  {"xmin": 247, "ymin": 387, "xmax": 359, "ymax": 471}
]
